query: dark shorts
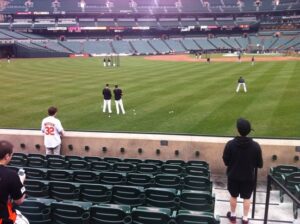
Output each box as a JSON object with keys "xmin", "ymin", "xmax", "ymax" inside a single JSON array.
[{"xmin": 228, "ymin": 178, "xmax": 254, "ymax": 199}]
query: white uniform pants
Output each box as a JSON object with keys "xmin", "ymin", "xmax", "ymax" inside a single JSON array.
[
  {"xmin": 103, "ymin": 99, "xmax": 112, "ymax": 113},
  {"xmin": 46, "ymin": 144, "xmax": 61, "ymax": 155},
  {"xmin": 236, "ymin": 83, "xmax": 247, "ymax": 92},
  {"xmin": 15, "ymin": 210, "xmax": 30, "ymax": 224},
  {"xmin": 115, "ymin": 99, "xmax": 125, "ymax": 114}
]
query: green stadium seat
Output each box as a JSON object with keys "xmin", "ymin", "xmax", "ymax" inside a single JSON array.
[
  {"xmin": 8, "ymin": 156, "xmax": 27, "ymax": 167},
  {"xmin": 47, "ymin": 169, "xmax": 73, "ymax": 182},
  {"xmin": 84, "ymin": 156, "xmax": 102, "ymax": 162},
  {"xmin": 45, "ymin": 154, "xmax": 64, "ymax": 160},
  {"xmin": 270, "ymin": 165, "xmax": 299, "ymax": 183},
  {"xmin": 47, "ymin": 158, "xmax": 69, "ymax": 169},
  {"xmin": 112, "ymin": 185, "xmax": 145, "ymax": 206},
  {"xmin": 166, "ymin": 160, "xmax": 186, "ymax": 166},
  {"xmin": 175, "ymin": 210, "xmax": 220, "ymax": 224},
  {"xmin": 185, "ymin": 165, "xmax": 210, "ymax": 178},
  {"xmin": 123, "ymin": 158, "xmax": 143, "ymax": 164},
  {"xmin": 90, "ymin": 161, "xmax": 112, "ymax": 172},
  {"xmin": 27, "ymin": 157, "xmax": 47, "ymax": 168},
  {"xmin": 24, "ymin": 179, "xmax": 49, "ymax": 198},
  {"xmin": 280, "ymin": 171, "xmax": 300, "ymax": 203},
  {"xmin": 65, "ymin": 155, "xmax": 84, "ymax": 161},
  {"xmin": 161, "ymin": 164, "xmax": 184, "ymax": 175},
  {"xmin": 183, "ymin": 176, "xmax": 213, "ymax": 192},
  {"xmin": 99, "ymin": 172, "xmax": 126, "ymax": 185},
  {"xmin": 155, "ymin": 174, "xmax": 182, "ymax": 189},
  {"xmin": 51, "ymin": 201, "xmax": 92, "ymax": 224},
  {"xmin": 90, "ymin": 204, "xmax": 132, "ymax": 224},
  {"xmin": 69, "ymin": 160, "xmax": 90, "ymax": 170},
  {"xmin": 28, "ymin": 154, "xmax": 45, "ymax": 160},
  {"xmin": 13, "ymin": 152, "xmax": 27, "ymax": 160},
  {"xmin": 25, "ymin": 167, "xmax": 47, "ymax": 180},
  {"xmin": 145, "ymin": 187, "xmax": 180, "ymax": 210},
  {"xmin": 131, "ymin": 206, "xmax": 174, "ymax": 224},
  {"xmin": 294, "ymin": 184, "xmax": 300, "ymax": 219},
  {"xmin": 144, "ymin": 159, "xmax": 163, "ymax": 166},
  {"xmin": 80, "ymin": 183, "xmax": 112, "ymax": 203},
  {"xmin": 136, "ymin": 163, "xmax": 159, "ymax": 174},
  {"xmin": 113, "ymin": 162, "xmax": 136, "ymax": 173},
  {"xmin": 126, "ymin": 173, "xmax": 155, "ymax": 187},
  {"xmin": 49, "ymin": 181, "xmax": 80, "ymax": 201},
  {"xmin": 73, "ymin": 170, "xmax": 99, "ymax": 183},
  {"xmin": 16, "ymin": 198, "xmax": 55, "ymax": 224},
  {"xmin": 180, "ymin": 190, "xmax": 215, "ymax": 212},
  {"xmin": 186, "ymin": 160, "xmax": 209, "ymax": 169},
  {"xmin": 103, "ymin": 157, "xmax": 122, "ymax": 163}
]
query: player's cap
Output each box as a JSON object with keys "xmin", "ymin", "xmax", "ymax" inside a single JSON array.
[{"xmin": 236, "ymin": 118, "xmax": 253, "ymax": 136}]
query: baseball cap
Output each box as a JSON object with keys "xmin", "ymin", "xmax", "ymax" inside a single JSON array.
[{"xmin": 236, "ymin": 118, "xmax": 253, "ymax": 136}]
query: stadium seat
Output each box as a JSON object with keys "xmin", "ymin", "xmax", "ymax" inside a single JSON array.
[
  {"xmin": 166, "ymin": 160, "xmax": 186, "ymax": 166},
  {"xmin": 155, "ymin": 174, "xmax": 182, "ymax": 189},
  {"xmin": 73, "ymin": 170, "xmax": 99, "ymax": 183},
  {"xmin": 280, "ymin": 172, "xmax": 300, "ymax": 203},
  {"xmin": 47, "ymin": 169, "xmax": 73, "ymax": 182},
  {"xmin": 161, "ymin": 164, "xmax": 184, "ymax": 175},
  {"xmin": 90, "ymin": 204, "xmax": 132, "ymax": 224},
  {"xmin": 45, "ymin": 154, "xmax": 64, "ymax": 160},
  {"xmin": 186, "ymin": 160, "xmax": 209, "ymax": 169},
  {"xmin": 80, "ymin": 183, "xmax": 112, "ymax": 203},
  {"xmin": 99, "ymin": 172, "xmax": 127, "ymax": 185},
  {"xmin": 65, "ymin": 155, "xmax": 84, "ymax": 161},
  {"xmin": 126, "ymin": 173, "xmax": 155, "ymax": 187},
  {"xmin": 136, "ymin": 163, "xmax": 159, "ymax": 174},
  {"xmin": 131, "ymin": 206, "xmax": 174, "ymax": 224},
  {"xmin": 13, "ymin": 152, "xmax": 27, "ymax": 160},
  {"xmin": 28, "ymin": 154, "xmax": 45, "ymax": 160},
  {"xmin": 69, "ymin": 160, "xmax": 90, "ymax": 170},
  {"xmin": 84, "ymin": 156, "xmax": 102, "ymax": 162},
  {"xmin": 180, "ymin": 190, "xmax": 215, "ymax": 212},
  {"xmin": 49, "ymin": 181, "xmax": 80, "ymax": 201},
  {"xmin": 294, "ymin": 184, "xmax": 300, "ymax": 219},
  {"xmin": 270, "ymin": 165, "xmax": 299, "ymax": 183},
  {"xmin": 113, "ymin": 162, "xmax": 136, "ymax": 173},
  {"xmin": 8, "ymin": 156, "xmax": 27, "ymax": 166},
  {"xmin": 47, "ymin": 158, "xmax": 69, "ymax": 169},
  {"xmin": 103, "ymin": 157, "xmax": 122, "ymax": 163},
  {"xmin": 183, "ymin": 176, "xmax": 213, "ymax": 192},
  {"xmin": 24, "ymin": 167, "xmax": 47, "ymax": 180},
  {"xmin": 144, "ymin": 159, "xmax": 163, "ymax": 166},
  {"xmin": 27, "ymin": 157, "xmax": 47, "ymax": 168},
  {"xmin": 51, "ymin": 201, "xmax": 91, "ymax": 224},
  {"xmin": 90, "ymin": 161, "xmax": 112, "ymax": 172},
  {"xmin": 123, "ymin": 158, "xmax": 143, "ymax": 164},
  {"xmin": 185, "ymin": 165, "xmax": 210, "ymax": 178},
  {"xmin": 112, "ymin": 185, "xmax": 145, "ymax": 206},
  {"xmin": 16, "ymin": 198, "xmax": 55, "ymax": 224},
  {"xmin": 145, "ymin": 187, "xmax": 180, "ymax": 210},
  {"xmin": 24, "ymin": 180, "xmax": 49, "ymax": 198},
  {"xmin": 175, "ymin": 210, "xmax": 220, "ymax": 224}
]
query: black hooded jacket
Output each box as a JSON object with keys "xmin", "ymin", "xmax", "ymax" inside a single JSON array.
[{"xmin": 223, "ymin": 136, "xmax": 263, "ymax": 181}]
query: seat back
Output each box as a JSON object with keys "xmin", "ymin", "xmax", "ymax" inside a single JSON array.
[
  {"xmin": 90, "ymin": 161, "xmax": 112, "ymax": 172},
  {"xmin": 155, "ymin": 174, "xmax": 182, "ymax": 189},
  {"xmin": 25, "ymin": 167, "xmax": 47, "ymax": 180},
  {"xmin": 176, "ymin": 210, "xmax": 220, "ymax": 224},
  {"xmin": 90, "ymin": 204, "xmax": 131, "ymax": 224},
  {"xmin": 180, "ymin": 190, "xmax": 214, "ymax": 212},
  {"xmin": 113, "ymin": 162, "xmax": 136, "ymax": 173},
  {"xmin": 166, "ymin": 160, "xmax": 186, "ymax": 166},
  {"xmin": 49, "ymin": 181, "xmax": 80, "ymax": 200},
  {"xmin": 80, "ymin": 183, "xmax": 112, "ymax": 203},
  {"xmin": 136, "ymin": 163, "xmax": 159, "ymax": 174},
  {"xmin": 27, "ymin": 157, "xmax": 47, "ymax": 168},
  {"xmin": 126, "ymin": 173, "xmax": 154, "ymax": 187},
  {"xmin": 99, "ymin": 172, "xmax": 126, "ymax": 185},
  {"xmin": 103, "ymin": 157, "xmax": 122, "ymax": 163},
  {"xmin": 185, "ymin": 166, "xmax": 210, "ymax": 178},
  {"xmin": 24, "ymin": 180, "xmax": 49, "ymax": 198},
  {"xmin": 47, "ymin": 158, "xmax": 69, "ymax": 169},
  {"xmin": 47, "ymin": 169, "xmax": 73, "ymax": 182},
  {"xmin": 161, "ymin": 164, "xmax": 184, "ymax": 175},
  {"xmin": 145, "ymin": 187, "xmax": 179, "ymax": 209},
  {"xmin": 131, "ymin": 206, "xmax": 172, "ymax": 224},
  {"xmin": 112, "ymin": 185, "xmax": 145, "ymax": 206},
  {"xmin": 73, "ymin": 170, "xmax": 99, "ymax": 183},
  {"xmin": 69, "ymin": 160, "xmax": 90, "ymax": 170},
  {"xmin": 183, "ymin": 175, "xmax": 212, "ymax": 192}
]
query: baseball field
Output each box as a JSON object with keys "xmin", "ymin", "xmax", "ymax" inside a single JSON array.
[{"xmin": 0, "ymin": 54, "xmax": 299, "ymax": 138}]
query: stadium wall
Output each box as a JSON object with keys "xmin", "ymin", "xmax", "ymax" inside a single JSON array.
[{"xmin": 1, "ymin": 129, "xmax": 299, "ymax": 179}]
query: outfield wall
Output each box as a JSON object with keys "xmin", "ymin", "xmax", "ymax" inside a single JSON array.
[{"xmin": 0, "ymin": 129, "xmax": 299, "ymax": 179}]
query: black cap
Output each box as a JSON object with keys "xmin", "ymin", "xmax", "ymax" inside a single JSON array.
[{"xmin": 236, "ymin": 118, "xmax": 252, "ymax": 136}]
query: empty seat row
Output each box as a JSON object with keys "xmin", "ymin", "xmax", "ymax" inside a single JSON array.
[
  {"xmin": 17, "ymin": 198, "xmax": 220, "ymax": 224},
  {"xmin": 24, "ymin": 180, "xmax": 215, "ymax": 212},
  {"xmin": 9, "ymin": 158, "xmax": 210, "ymax": 177},
  {"xmin": 24, "ymin": 170, "xmax": 212, "ymax": 191},
  {"xmin": 12, "ymin": 152, "xmax": 209, "ymax": 168}
]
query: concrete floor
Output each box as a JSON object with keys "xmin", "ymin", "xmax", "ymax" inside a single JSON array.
[{"xmin": 212, "ymin": 175, "xmax": 300, "ymax": 224}]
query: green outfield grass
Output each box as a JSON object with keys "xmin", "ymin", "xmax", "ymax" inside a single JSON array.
[{"xmin": 0, "ymin": 56, "xmax": 299, "ymax": 138}]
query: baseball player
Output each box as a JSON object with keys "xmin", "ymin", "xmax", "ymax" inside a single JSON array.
[
  {"xmin": 236, "ymin": 77, "xmax": 247, "ymax": 93},
  {"xmin": 113, "ymin": 84, "xmax": 125, "ymax": 115},
  {"xmin": 102, "ymin": 84, "xmax": 112, "ymax": 113}
]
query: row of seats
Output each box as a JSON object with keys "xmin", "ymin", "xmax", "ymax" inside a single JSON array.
[
  {"xmin": 17, "ymin": 198, "xmax": 220, "ymax": 224},
  {"xmin": 270, "ymin": 165, "xmax": 300, "ymax": 218},
  {"xmin": 16, "ymin": 166, "xmax": 212, "ymax": 191},
  {"xmin": 25, "ymin": 180, "xmax": 215, "ymax": 212}
]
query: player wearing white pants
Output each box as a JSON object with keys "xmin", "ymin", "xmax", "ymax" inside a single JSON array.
[
  {"xmin": 236, "ymin": 77, "xmax": 247, "ymax": 92},
  {"xmin": 114, "ymin": 85, "xmax": 125, "ymax": 115},
  {"xmin": 102, "ymin": 84, "xmax": 112, "ymax": 113}
]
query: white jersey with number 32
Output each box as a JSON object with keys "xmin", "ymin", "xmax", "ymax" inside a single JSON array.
[{"xmin": 41, "ymin": 116, "xmax": 64, "ymax": 148}]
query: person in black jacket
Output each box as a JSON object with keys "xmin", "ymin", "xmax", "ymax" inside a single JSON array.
[
  {"xmin": 223, "ymin": 118, "xmax": 263, "ymax": 224},
  {"xmin": 113, "ymin": 85, "xmax": 125, "ymax": 115},
  {"xmin": 236, "ymin": 76, "xmax": 247, "ymax": 93},
  {"xmin": 102, "ymin": 84, "xmax": 112, "ymax": 114}
]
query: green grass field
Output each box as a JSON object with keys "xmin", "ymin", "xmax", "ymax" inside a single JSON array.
[{"xmin": 0, "ymin": 56, "xmax": 299, "ymax": 138}]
